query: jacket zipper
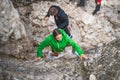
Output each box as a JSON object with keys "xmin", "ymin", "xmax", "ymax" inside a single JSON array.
[{"xmin": 57, "ymin": 42, "xmax": 63, "ymax": 51}]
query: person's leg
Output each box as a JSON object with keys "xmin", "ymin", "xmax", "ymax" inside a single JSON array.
[
  {"xmin": 48, "ymin": 51, "xmax": 59, "ymax": 60},
  {"xmin": 64, "ymin": 27, "xmax": 71, "ymax": 36},
  {"xmin": 72, "ymin": 48, "xmax": 79, "ymax": 56},
  {"xmin": 95, "ymin": 0, "xmax": 97, "ymax": 4},
  {"xmin": 77, "ymin": 0, "xmax": 85, "ymax": 7},
  {"xmin": 66, "ymin": 45, "xmax": 78, "ymax": 57},
  {"xmin": 64, "ymin": 27, "xmax": 73, "ymax": 38},
  {"xmin": 80, "ymin": 0, "xmax": 85, "ymax": 7},
  {"xmin": 51, "ymin": 52, "xmax": 59, "ymax": 57},
  {"xmin": 92, "ymin": 4, "xmax": 101, "ymax": 15},
  {"xmin": 97, "ymin": 4, "xmax": 101, "ymax": 11},
  {"xmin": 92, "ymin": 0, "xmax": 101, "ymax": 15}
]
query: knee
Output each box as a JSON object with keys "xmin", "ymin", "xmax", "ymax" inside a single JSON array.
[{"xmin": 52, "ymin": 52, "xmax": 59, "ymax": 57}]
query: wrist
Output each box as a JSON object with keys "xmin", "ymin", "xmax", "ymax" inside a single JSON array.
[{"xmin": 80, "ymin": 54, "xmax": 84, "ymax": 56}]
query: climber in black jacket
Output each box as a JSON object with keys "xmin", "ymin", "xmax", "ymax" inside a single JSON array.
[{"xmin": 45, "ymin": 5, "xmax": 72, "ymax": 38}]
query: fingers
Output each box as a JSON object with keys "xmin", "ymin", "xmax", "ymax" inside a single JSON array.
[
  {"xmin": 80, "ymin": 54, "xmax": 88, "ymax": 60},
  {"xmin": 35, "ymin": 57, "xmax": 40, "ymax": 61},
  {"xmin": 84, "ymin": 55, "xmax": 88, "ymax": 59},
  {"xmin": 45, "ymin": 17, "xmax": 49, "ymax": 21}
]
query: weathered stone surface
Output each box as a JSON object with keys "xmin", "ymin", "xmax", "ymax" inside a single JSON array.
[
  {"xmin": 0, "ymin": 0, "xmax": 33, "ymax": 59},
  {"xmin": 89, "ymin": 74, "xmax": 96, "ymax": 80},
  {"xmin": 88, "ymin": 39, "xmax": 120, "ymax": 80},
  {"xmin": 0, "ymin": 39, "xmax": 119, "ymax": 80},
  {"xmin": 0, "ymin": 0, "xmax": 120, "ymax": 80},
  {"xmin": 0, "ymin": 56, "xmax": 86, "ymax": 80},
  {"xmin": 27, "ymin": 0, "xmax": 118, "ymax": 50},
  {"xmin": 0, "ymin": 0, "xmax": 26, "ymax": 44},
  {"xmin": 11, "ymin": 0, "xmax": 55, "ymax": 7}
]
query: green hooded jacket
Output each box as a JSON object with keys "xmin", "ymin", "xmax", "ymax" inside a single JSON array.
[{"xmin": 37, "ymin": 29, "xmax": 84, "ymax": 58}]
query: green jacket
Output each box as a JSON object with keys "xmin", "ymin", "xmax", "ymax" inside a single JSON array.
[{"xmin": 37, "ymin": 29, "xmax": 84, "ymax": 57}]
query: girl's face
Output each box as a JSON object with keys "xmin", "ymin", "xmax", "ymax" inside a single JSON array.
[{"xmin": 55, "ymin": 34, "xmax": 62, "ymax": 41}]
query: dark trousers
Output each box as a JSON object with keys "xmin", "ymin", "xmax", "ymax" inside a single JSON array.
[
  {"xmin": 95, "ymin": 0, "xmax": 97, "ymax": 3},
  {"xmin": 93, "ymin": 0, "xmax": 101, "ymax": 15},
  {"xmin": 77, "ymin": 0, "xmax": 85, "ymax": 7},
  {"xmin": 94, "ymin": 5, "xmax": 101, "ymax": 12},
  {"xmin": 64, "ymin": 27, "xmax": 71, "ymax": 36},
  {"xmin": 80, "ymin": 0, "xmax": 85, "ymax": 6}
]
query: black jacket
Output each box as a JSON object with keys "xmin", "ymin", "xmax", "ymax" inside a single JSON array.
[{"xmin": 46, "ymin": 5, "xmax": 69, "ymax": 29}]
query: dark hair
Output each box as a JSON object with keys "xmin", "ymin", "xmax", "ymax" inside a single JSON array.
[
  {"xmin": 49, "ymin": 7, "xmax": 58, "ymax": 16},
  {"xmin": 53, "ymin": 28, "xmax": 62, "ymax": 38}
]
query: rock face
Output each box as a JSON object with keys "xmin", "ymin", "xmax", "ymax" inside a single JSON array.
[
  {"xmin": 11, "ymin": 0, "xmax": 55, "ymax": 7},
  {"xmin": 88, "ymin": 39, "xmax": 120, "ymax": 80},
  {"xmin": 0, "ymin": 0, "xmax": 33, "ymax": 59},
  {"xmin": 0, "ymin": 0, "xmax": 26, "ymax": 44},
  {"xmin": 27, "ymin": 0, "xmax": 120, "ymax": 50},
  {"xmin": 0, "ymin": 39, "xmax": 119, "ymax": 80},
  {"xmin": 0, "ymin": 0, "xmax": 120, "ymax": 80},
  {"xmin": 0, "ymin": 57, "xmax": 86, "ymax": 80},
  {"xmin": 12, "ymin": 0, "xmax": 120, "ymax": 51}
]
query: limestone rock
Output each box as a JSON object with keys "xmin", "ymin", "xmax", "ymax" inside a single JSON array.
[
  {"xmin": 0, "ymin": 0, "xmax": 34, "ymax": 60},
  {"xmin": 89, "ymin": 74, "xmax": 96, "ymax": 80},
  {"xmin": 0, "ymin": 0, "xmax": 26, "ymax": 44}
]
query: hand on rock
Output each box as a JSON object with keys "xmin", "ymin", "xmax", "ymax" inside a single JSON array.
[
  {"xmin": 35, "ymin": 57, "xmax": 40, "ymax": 61},
  {"xmin": 80, "ymin": 54, "xmax": 88, "ymax": 60}
]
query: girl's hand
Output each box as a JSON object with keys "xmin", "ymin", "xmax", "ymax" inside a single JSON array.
[
  {"xmin": 80, "ymin": 54, "xmax": 88, "ymax": 60},
  {"xmin": 45, "ymin": 17, "xmax": 49, "ymax": 21},
  {"xmin": 35, "ymin": 57, "xmax": 40, "ymax": 61}
]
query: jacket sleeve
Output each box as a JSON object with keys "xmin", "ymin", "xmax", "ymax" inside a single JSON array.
[
  {"xmin": 58, "ymin": 13, "xmax": 69, "ymax": 29},
  {"xmin": 61, "ymin": 29, "xmax": 84, "ymax": 56},
  {"xmin": 45, "ymin": 10, "xmax": 50, "ymax": 17},
  {"xmin": 45, "ymin": 6, "xmax": 53, "ymax": 17},
  {"xmin": 37, "ymin": 36, "xmax": 50, "ymax": 58}
]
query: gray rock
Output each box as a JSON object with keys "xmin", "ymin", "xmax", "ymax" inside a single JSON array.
[
  {"xmin": 89, "ymin": 74, "xmax": 96, "ymax": 80},
  {"xmin": 0, "ymin": 0, "xmax": 120, "ymax": 80},
  {"xmin": 0, "ymin": 0, "xmax": 26, "ymax": 44}
]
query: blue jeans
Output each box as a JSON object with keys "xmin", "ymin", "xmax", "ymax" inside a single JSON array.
[{"xmin": 93, "ymin": 4, "xmax": 101, "ymax": 15}]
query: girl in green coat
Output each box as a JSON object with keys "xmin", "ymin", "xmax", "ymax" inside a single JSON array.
[{"xmin": 35, "ymin": 28, "xmax": 87, "ymax": 61}]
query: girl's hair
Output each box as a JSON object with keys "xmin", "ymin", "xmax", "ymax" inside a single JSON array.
[{"xmin": 53, "ymin": 28, "xmax": 62, "ymax": 38}]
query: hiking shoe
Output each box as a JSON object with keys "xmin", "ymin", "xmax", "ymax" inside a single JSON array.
[
  {"xmin": 48, "ymin": 51, "xmax": 55, "ymax": 60},
  {"xmin": 72, "ymin": 50, "xmax": 79, "ymax": 56},
  {"xmin": 92, "ymin": 11, "xmax": 97, "ymax": 15},
  {"xmin": 70, "ymin": 34, "xmax": 73, "ymax": 38}
]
